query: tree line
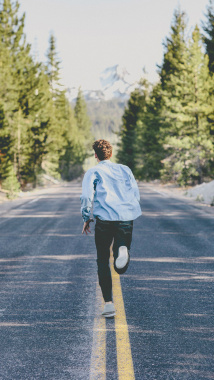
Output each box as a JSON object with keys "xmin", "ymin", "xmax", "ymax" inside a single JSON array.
[
  {"xmin": 117, "ymin": 4, "xmax": 214, "ymax": 186},
  {"xmin": 0, "ymin": 0, "xmax": 93, "ymax": 197}
]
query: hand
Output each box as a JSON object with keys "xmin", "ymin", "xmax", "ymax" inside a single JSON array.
[{"xmin": 82, "ymin": 218, "xmax": 94, "ymax": 235}]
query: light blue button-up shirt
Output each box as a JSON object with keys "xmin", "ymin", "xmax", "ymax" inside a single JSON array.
[{"xmin": 80, "ymin": 160, "xmax": 142, "ymax": 222}]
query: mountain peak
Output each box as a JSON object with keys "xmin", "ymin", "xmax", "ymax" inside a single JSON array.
[
  {"xmin": 100, "ymin": 64, "xmax": 130, "ymax": 90},
  {"xmin": 68, "ymin": 64, "xmax": 140, "ymax": 102}
]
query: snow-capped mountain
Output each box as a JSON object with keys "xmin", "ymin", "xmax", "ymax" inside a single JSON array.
[
  {"xmin": 100, "ymin": 65, "xmax": 129, "ymax": 90},
  {"xmin": 99, "ymin": 64, "xmax": 139, "ymax": 100},
  {"xmin": 68, "ymin": 64, "xmax": 140, "ymax": 102}
]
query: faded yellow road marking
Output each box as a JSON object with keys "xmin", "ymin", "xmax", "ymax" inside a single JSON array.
[
  {"xmin": 90, "ymin": 251, "xmax": 135, "ymax": 379},
  {"xmin": 90, "ymin": 282, "xmax": 106, "ymax": 380},
  {"xmin": 111, "ymin": 254, "xmax": 135, "ymax": 380}
]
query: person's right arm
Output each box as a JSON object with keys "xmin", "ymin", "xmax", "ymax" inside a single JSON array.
[{"xmin": 80, "ymin": 169, "xmax": 97, "ymax": 223}]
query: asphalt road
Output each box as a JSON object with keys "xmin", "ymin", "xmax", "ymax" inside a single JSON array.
[{"xmin": 0, "ymin": 182, "xmax": 214, "ymax": 380}]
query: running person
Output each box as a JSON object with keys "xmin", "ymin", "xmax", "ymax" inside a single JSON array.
[{"xmin": 80, "ymin": 139, "xmax": 141, "ymax": 317}]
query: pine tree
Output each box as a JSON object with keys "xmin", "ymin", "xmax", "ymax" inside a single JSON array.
[
  {"xmin": 159, "ymin": 8, "xmax": 187, "ymax": 89},
  {"xmin": 0, "ymin": 104, "xmax": 12, "ymax": 179},
  {"xmin": 186, "ymin": 26, "xmax": 214, "ymax": 183},
  {"xmin": 1, "ymin": 165, "xmax": 20, "ymax": 199},
  {"xmin": 0, "ymin": 0, "xmax": 28, "ymax": 184},
  {"xmin": 74, "ymin": 87, "xmax": 93, "ymax": 162},
  {"xmin": 22, "ymin": 65, "xmax": 52, "ymax": 186},
  {"xmin": 146, "ymin": 7, "xmax": 190, "ymax": 183},
  {"xmin": 160, "ymin": 26, "xmax": 214, "ymax": 185},
  {"xmin": 0, "ymin": 1, "xmax": 88, "ymax": 189},
  {"xmin": 136, "ymin": 82, "xmax": 164, "ymax": 179},
  {"xmin": 203, "ymin": 0, "xmax": 214, "ymax": 73},
  {"xmin": 45, "ymin": 34, "xmax": 68, "ymax": 177},
  {"xmin": 0, "ymin": 101, "xmax": 20, "ymax": 198},
  {"xmin": 58, "ymin": 105, "xmax": 82, "ymax": 180},
  {"xmin": 157, "ymin": 7, "xmax": 189, "ymax": 183},
  {"xmin": 117, "ymin": 85, "xmax": 146, "ymax": 173},
  {"xmin": 45, "ymin": 35, "xmax": 91, "ymax": 180},
  {"xmin": 47, "ymin": 34, "xmax": 61, "ymax": 93},
  {"xmin": 202, "ymin": 0, "xmax": 214, "ymax": 166}
]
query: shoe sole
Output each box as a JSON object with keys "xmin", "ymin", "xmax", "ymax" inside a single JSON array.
[
  {"xmin": 116, "ymin": 249, "xmax": 129, "ymax": 269},
  {"xmin": 102, "ymin": 312, "xmax": 116, "ymax": 318},
  {"xmin": 114, "ymin": 248, "xmax": 130, "ymax": 275}
]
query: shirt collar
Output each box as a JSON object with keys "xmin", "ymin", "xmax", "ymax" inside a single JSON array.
[{"xmin": 98, "ymin": 160, "xmax": 111, "ymax": 164}]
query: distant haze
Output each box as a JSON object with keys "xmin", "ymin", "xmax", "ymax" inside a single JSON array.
[{"xmin": 20, "ymin": 0, "xmax": 208, "ymax": 92}]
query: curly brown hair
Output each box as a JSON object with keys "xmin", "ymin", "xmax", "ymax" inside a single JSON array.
[{"xmin": 92, "ymin": 139, "xmax": 112, "ymax": 161}]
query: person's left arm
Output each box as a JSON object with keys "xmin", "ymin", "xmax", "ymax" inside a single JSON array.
[{"xmin": 128, "ymin": 167, "xmax": 140, "ymax": 202}]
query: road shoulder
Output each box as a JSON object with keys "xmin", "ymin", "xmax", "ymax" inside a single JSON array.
[{"xmin": 140, "ymin": 181, "xmax": 214, "ymax": 215}]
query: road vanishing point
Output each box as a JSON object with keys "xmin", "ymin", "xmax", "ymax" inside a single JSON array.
[{"xmin": 0, "ymin": 182, "xmax": 214, "ymax": 380}]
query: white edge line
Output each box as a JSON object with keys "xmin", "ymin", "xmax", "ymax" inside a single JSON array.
[
  {"xmin": 152, "ymin": 190, "xmax": 168, "ymax": 197},
  {"xmin": 28, "ymin": 197, "xmax": 41, "ymax": 204}
]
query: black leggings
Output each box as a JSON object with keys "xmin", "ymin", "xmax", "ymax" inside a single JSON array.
[{"xmin": 95, "ymin": 218, "xmax": 133, "ymax": 302}]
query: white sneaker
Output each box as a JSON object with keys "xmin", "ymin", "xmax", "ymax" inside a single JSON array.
[
  {"xmin": 101, "ymin": 303, "xmax": 116, "ymax": 318},
  {"xmin": 115, "ymin": 246, "xmax": 129, "ymax": 269}
]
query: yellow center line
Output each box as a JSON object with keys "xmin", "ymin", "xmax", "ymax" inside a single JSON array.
[
  {"xmin": 110, "ymin": 252, "xmax": 135, "ymax": 380},
  {"xmin": 90, "ymin": 250, "xmax": 135, "ymax": 379},
  {"xmin": 90, "ymin": 282, "xmax": 106, "ymax": 380}
]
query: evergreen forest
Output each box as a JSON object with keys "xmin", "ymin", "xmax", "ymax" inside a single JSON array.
[
  {"xmin": 0, "ymin": 0, "xmax": 93, "ymax": 198},
  {"xmin": 117, "ymin": 4, "xmax": 214, "ymax": 186},
  {"xmin": 1, "ymin": 1, "xmax": 214, "ymax": 199}
]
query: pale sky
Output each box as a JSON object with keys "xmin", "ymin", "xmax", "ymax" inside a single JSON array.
[{"xmin": 19, "ymin": 0, "xmax": 209, "ymax": 91}]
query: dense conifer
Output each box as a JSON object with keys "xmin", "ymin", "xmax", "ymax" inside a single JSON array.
[
  {"xmin": 1, "ymin": 0, "xmax": 214, "ymax": 191},
  {"xmin": 0, "ymin": 1, "xmax": 92, "ymax": 193},
  {"xmin": 160, "ymin": 26, "xmax": 213, "ymax": 184},
  {"xmin": 116, "ymin": 86, "xmax": 145, "ymax": 173},
  {"xmin": 0, "ymin": 0, "xmax": 27, "ymax": 186},
  {"xmin": 136, "ymin": 82, "xmax": 164, "ymax": 180},
  {"xmin": 203, "ymin": 0, "xmax": 214, "ymax": 73},
  {"xmin": 159, "ymin": 8, "xmax": 187, "ymax": 89},
  {"xmin": 74, "ymin": 88, "xmax": 93, "ymax": 162},
  {"xmin": 118, "ymin": 4, "xmax": 214, "ymax": 185}
]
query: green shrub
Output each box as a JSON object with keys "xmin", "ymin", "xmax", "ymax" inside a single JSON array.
[{"xmin": 2, "ymin": 167, "xmax": 20, "ymax": 199}]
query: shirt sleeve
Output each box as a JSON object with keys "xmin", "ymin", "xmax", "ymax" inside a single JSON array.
[
  {"xmin": 80, "ymin": 169, "xmax": 97, "ymax": 222},
  {"xmin": 128, "ymin": 168, "xmax": 140, "ymax": 202}
]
